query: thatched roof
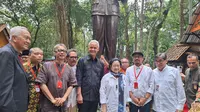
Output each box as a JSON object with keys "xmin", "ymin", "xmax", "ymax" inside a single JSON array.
[
  {"xmin": 166, "ymin": 45, "xmax": 190, "ymax": 61},
  {"xmin": 180, "ymin": 4, "xmax": 200, "ymax": 44}
]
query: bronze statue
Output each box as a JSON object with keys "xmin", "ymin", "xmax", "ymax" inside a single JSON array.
[{"xmin": 92, "ymin": 0, "xmax": 127, "ymax": 60}]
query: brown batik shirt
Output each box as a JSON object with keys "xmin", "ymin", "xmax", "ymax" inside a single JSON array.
[{"xmin": 36, "ymin": 61, "xmax": 77, "ymax": 112}]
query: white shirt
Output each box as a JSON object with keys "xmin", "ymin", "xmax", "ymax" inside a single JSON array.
[
  {"xmin": 100, "ymin": 72, "xmax": 128, "ymax": 112},
  {"xmin": 153, "ymin": 65, "xmax": 186, "ymax": 112},
  {"xmin": 126, "ymin": 65, "xmax": 154, "ymax": 105},
  {"xmin": 67, "ymin": 65, "xmax": 77, "ymax": 107}
]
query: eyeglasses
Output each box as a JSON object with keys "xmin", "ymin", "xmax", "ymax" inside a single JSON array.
[
  {"xmin": 155, "ymin": 59, "xmax": 165, "ymax": 63},
  {"xmin": 55, "ymin": 49, "xmax": 67, "ymax": 53},
  {"xmin": 69, "ymin": 56, "xmax": 78, "ymax": 59}
]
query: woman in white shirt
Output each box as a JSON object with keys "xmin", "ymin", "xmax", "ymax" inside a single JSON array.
[{"xmin": 100, "ymin": 58, "xmax": 127, "ymax": 112}]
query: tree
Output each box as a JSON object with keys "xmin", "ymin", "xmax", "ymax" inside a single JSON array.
[{"xmin": 55, "ymin": 0, "xmax": 69, "ymax": 48}]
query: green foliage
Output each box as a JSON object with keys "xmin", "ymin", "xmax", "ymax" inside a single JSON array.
[{"xmin": 0, "ymin": 0, "xmax": 199, "ymax": 62}]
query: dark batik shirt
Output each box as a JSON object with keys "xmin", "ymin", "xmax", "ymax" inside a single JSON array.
[
  {"xmin": 76, "ymin": 55, "xmax": 104, "ymax": 101},
  {"xmin": 185, "ymin": 67, "xmax": 200, "ymax": 108},
  {"xmin": 36, "ymin": 61, "xmax": 77, "ymax": 112}
]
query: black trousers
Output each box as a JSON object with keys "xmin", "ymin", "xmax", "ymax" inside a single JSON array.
[
  {"xmin": 78, "ymin": 101, "xmax": 98, "ymax": 112},
  {"xmin": 92, "ymin": 15, "xmax": 119, "ymax": 60}
]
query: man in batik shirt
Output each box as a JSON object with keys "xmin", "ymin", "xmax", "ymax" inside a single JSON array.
[{"xmin": 23, "ymin": 47, "xmax": 43, "ymax": 112}]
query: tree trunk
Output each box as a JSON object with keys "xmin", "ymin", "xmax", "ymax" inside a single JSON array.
[
  {"xmin": 124, "ymin": 4, "xmax": 131, "ymax": 60},
  {"xmin": 153, "ymin": 0, "xmax": 172, "ymax": 58},
  {"xmin": 66, "ymin": 0, "xmax": 73, "ymax": 48},
  {"xmin": 55, "ymin": 0, "xmax": 69, "ymax": 48},
  {"xmin": 179, "ymin": 0, "xmax": 184, "ymax": 40},
  {"xmin": 134, "ymin": 0, "xmax": 138, "ymax": 51},
  {"xmin": 139, "ymin": 0, "xmax": 144, "ymax": 51}
]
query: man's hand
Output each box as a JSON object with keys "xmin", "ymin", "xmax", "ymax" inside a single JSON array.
[
  {"xmin": 138, "ymin": 98, "xmax": 147, "ymax": 106},
  {"xmin": 175, "ymin": 110, "xmax": 183, "ymax": 112},
  {"xmin": 55, "ymin": 97, "xmax": 67, "ymax": 106},
  {"xmin": 130, "ymin": 95, "xmax": 140, "ymax": 105},
  {"xmin": 77, "ymin": 94, "xmax": 83, "ymax": 104},
  {"xmin": 51, "ymin": 98, "xmax": 60, "ymax": 106}
]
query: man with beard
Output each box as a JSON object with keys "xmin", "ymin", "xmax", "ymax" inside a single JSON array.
[
  {"xmin": 76, "ymin": 40, "xmax": 104, "ymax": 112},
  {"xmin": 126, "ymin": 51, "xmax": 154, "ymax": 112},
  {"xmin": 0, "ymin": 26, "xmax": 31, "ymax": 112},
  {"xmin": 185, "ymin": 54, "xmax": 200, "ymax": 109},
  {"xmin": 36, "ymin": 44, "xmax": 77, "ymax": 112},
  {"xmin": 23, "ymin": 47, "xmax": 43, "ymax": 112},
  {"xmin": 66, "ymin": 49, "xmax": 78, "ymax": 112}
]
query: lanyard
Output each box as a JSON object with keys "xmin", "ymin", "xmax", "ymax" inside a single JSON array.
[
  {"xmin": 53, "ymin": 62, "xmax": 66, "ymax": 79},
  {"xmin": 134, "ymin": 65, "xmax": 143, "ymax": 81},
  {"xmin": 28, "ymin": 62, "xmax": 40, "ymax": 79}
]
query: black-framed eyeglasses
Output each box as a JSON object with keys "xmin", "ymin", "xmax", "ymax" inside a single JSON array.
[
  {"xmin": 69, "ymin": 56, "xmax": 78, "ymax": 59},
  {"xmin": 56, "ymin": 49, "xmax": 67, "ymax": 53}
]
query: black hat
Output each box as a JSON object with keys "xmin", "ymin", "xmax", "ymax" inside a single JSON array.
[
  {"xmin": 21, "ymin": 50, "xmax": 29, "ymax": 56},
  {"xmin": 132, "ymin": 51, "xmax": 144, "ymax": 57}
]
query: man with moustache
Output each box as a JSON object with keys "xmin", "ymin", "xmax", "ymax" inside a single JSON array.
[
  {"xmin": 36, "ymin": 44, "xmax": 77, "ymax": 112},
  {"xmin": 153, "ymin": 53, "xmax": 186, "ymax": 112},
  {"xmin": 76, "ymin": 40, "xmax": 104, "ymax": 112},
  {"xmin": 0, "ymin": 26, "xmax": 31, "ymax": 112},
  {"xmin": 23, "ymin": 47, "xmax": 43, "ymax": 112},
  {"xmin": 66, "ymin": 49, "xmax": 78, "ymax": 112},
  {"xmin": 126, "ymin": 51, "xmax": 154, "ymax": 112},
  {"xmin": 185, "ymin": 54, "xmax": 200, "ymax": 109}
]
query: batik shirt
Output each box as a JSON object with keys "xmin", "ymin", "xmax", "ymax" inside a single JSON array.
[{"xmin": 23, "ymin": 61, "xmax": 42, "ymax": 112}]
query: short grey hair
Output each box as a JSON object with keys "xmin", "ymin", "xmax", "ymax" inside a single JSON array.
[
  {"xmin": 29, "ymin": 47, "xmax": 43, "ymax": 54},
  {"xmin": 88, "ymin": 40, "xmax": 99, "ymax": 48},
  {"xmin": 155, "ymin": 53, "xmax": 167, "ymax": 60},
  {"xmin": 10, "ymin": 26, "xmax": 29, "ymax": 40},
  {"xmin": 53, "ymin": 43, "xmax": 67, "ymax": 52},
  {"xmin": 187, "ymin": 54, "xmax": 199, "ymax": 60},
  {"xmin": 66, "ymin": 49, "xmax": 77, "ymax": 57}
]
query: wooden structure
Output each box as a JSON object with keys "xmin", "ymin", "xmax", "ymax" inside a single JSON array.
[
  {"xmin": 0, "ymin": 24, "xmax": 9, "ymax": 48},
  {"xmin": 166, "ymin": 4, "xmax": 200, "ymax": 72}
]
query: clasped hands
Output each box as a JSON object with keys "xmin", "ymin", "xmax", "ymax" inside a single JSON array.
[
  {"xmin": 51, "ymin": 97, "xmax": 66, "ymax": 106},
  {"xmin": 131, "ymin": 96, "xmax": 147, "ymax": 106}
]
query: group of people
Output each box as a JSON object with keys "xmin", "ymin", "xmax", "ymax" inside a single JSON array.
[{"xmin": 0, "ymin": 26, "xmax": 200, "ymax": 112}]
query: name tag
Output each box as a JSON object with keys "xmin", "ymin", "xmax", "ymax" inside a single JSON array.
[
  {"xmin": 35, "ymin": 85, "xmax": 40, "ymax": 92},
  {"xmin": 57, "ymin": 80, "xmax": 63, "ymax": 89}
]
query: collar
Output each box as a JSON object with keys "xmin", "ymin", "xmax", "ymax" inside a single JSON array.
[
  {"xmin": 189, "ymin": 67, "xmax": 199, "ymax": 72},
  {"xmin": 158, "ymin": 65, "xmax": 168, "ymax": 72},
  {"xmin": 7, "ymin": 43, "xmax": 19, "ymax": 55},
  {"xmin": 86, "ymin": 55, "xmax": 97, "ymax": 61},
  {"xmin": 134, "ymin": 64, "xmax": 143, "ymax": 69}
]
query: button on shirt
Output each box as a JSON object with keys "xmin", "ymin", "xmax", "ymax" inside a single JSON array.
[
  {"xmin": 76, "ymin": 55, "xmax": 104, "ymax": 101},
  {"xmin": 100, "ymin": 72, "xmax": 128, "ymax": 112},
  {"xmin": 153, "ymin": 65, "xmax": 186, "ymax": 112},
  {"xmin": 126, "ymin": 65, "xmax": 154, "ymax": 105}
]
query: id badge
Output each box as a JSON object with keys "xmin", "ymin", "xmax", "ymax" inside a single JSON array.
[
  {"xmin": 57, "ymin": 80, "xmax": 63, "ymax": 89},
  {"xmin": 134, "ymin": 82, "xmax": 138, "ymax": 89},
  {"xmin": 156, "ymin": 85, "xmax": 159, "ymax": 91},
  {"xmin": 35, "ymin": 85, "xmax": 40, "ymax": 92}
]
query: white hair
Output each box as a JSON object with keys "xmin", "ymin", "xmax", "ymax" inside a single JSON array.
[
  {"xmin": 88, "ymin": 40, "xmax": 99, "ymax": 48},
  {"xmin": 29, "ymin": 47, "xmax": 43, "ymax": 54},
  {"xmin": 53, "ymin": 43, "xmax": 67, "ymax": 52},
  {"xmin": 9, "ymin": 26, "xmax": 29, "ymax": 40}
]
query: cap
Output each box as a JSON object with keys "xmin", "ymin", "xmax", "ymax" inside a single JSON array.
[{"xmin": 132, "ymin": 51, "xmax": 144, "ymax": 57}]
